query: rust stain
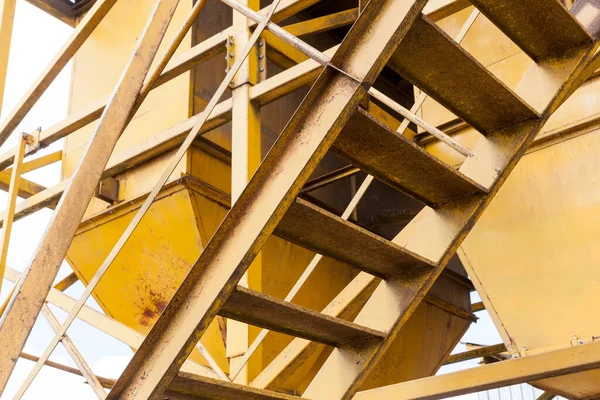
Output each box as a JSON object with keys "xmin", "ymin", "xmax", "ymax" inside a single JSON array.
[{"xmin": 139, "ymin": 283, "xmax": 170, "ymax": 327}]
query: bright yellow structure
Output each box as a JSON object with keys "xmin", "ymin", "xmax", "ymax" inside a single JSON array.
[
  {"xmin": 63, "ymin": 0, "xmax": 472, "ymax": 388},
  {"xmin": 0, "ymin": 0, "xmax": 599, "ymax": 399}
]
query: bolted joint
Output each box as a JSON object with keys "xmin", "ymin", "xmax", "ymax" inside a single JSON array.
[
  {"xmin": 257, "ymin": 36, "xmax": 267, "ymax": 83},
  {"xmin": 225, "ymin": 34, "xmax": 235, "ymax": 76}
]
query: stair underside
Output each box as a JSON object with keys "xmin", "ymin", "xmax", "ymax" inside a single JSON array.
[
  {"xmin": 167, "ymin": 372, "xmax": 301, "ymax": 400},
  {"xmin": 333, "ymin": 108, "xmax": 487, "ymax": 207},
  {"xmin": 388, "ymin": 14, "xmax": 539, "ymax": 133},
  {"xmin": 219, "ymin": 285, "xmax": 384, "ymax": 347},
  {"xmin": 470, "ymin": 0, "xmax": 592, "ymax": 61},
  {"xmin": 274, "ymin": 198, "xmax": 435, "ymax": 278}
]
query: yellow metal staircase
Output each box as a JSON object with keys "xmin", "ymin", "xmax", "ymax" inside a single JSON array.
[
  {"xmin": 0, "ymin": 0, "xmax": 597, "ymax": 399},
  {"xmin": 101, "ymin": 1, "xmax": 596, "ymax": 399}
]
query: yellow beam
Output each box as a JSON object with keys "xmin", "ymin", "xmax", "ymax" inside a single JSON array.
[
  {"xmin": 33, "ymin": 305, "xmax": 107, "ymax": 399},
  {"xmin": 0, "ymin": 0, "xmax": 16, "ymax": 115},
  {"xmin": 0, "ymin": 170, "xmax": 47, "ymax": 199},
  {"xmin": 228, "ymin": 0, "xmax": 263, "ymax": 384},
  {"xmin": 0, "ymin": 0, "xmax": 118, "ymax": 148},
  {"xmin": 282, "ymin": 8, "xmax": 358, "ymax": 37},
  {"xmin": 11, "ymin": 150, "xmax": 62, "ymax": 174},
  {"xmin": 0, "ymin": 178, "xmax": 65, "ymax": 228},
  {"xmin": 354, "ymin": 341, "xmax": 600, "ymax": 399},
  {"xmin": 444, "ymin": 343, "xmax": 507, "ymax": 365},
  {"xmin": 0, "ymin": 134, "xmax": 25, "ymax": 294}
]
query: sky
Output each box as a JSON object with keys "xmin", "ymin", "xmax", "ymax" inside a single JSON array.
[{"xmin": 0, "ymin": 2, "xmax": 528, "ymax": 399}]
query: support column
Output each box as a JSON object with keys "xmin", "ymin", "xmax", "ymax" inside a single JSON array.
[
  {"xmin": 0, "ymin": 0, "xmax": 16, "ymax": 115},
  {"xmin": 228, "ymin": 0, "xmax": 263, "ymax": 384}
]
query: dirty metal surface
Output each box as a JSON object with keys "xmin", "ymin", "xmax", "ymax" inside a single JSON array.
[
  {"xmin": 275, "ymin": 198, "xmax": 435, "ymax": 278},
  {"xmin": 220, "ymin": 286, "xmax": 385, "ymax": 347},
  {"xmin": 470, "ymin": 0, "xmax": 592, "ymax": 61},
  {"xmin": 388, "ymin": 15, "xmax": 539, "ymax": 133},
  {"xmin": 333, "ymin": 108, "xmax": 487, "ymax": 207}
]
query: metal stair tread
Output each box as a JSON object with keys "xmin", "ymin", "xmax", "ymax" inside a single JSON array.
[
  {"xmin": 219, "ymin": 285, "xmax": 385, "ymax": 347},
  {"xmin": 388, "ymin": 14, "xmax": 540, "ymax": 134},
  {"xmin": 470, "ymin": 0, "xmax": 593, "ymax": 61},
  {"xmin": 333, "ymin": 108, "xmax": 488, "ymax": 207},
  {"xmin": 274, "ymin": 197, "xmax": 436, "ymax": 278}
]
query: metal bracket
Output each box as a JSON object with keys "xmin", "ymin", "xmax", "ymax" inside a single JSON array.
[
  {"xmin": 96, "ymin": 176, "xmax": 120, "ymax": 204},
  {"xmin": 24, "ymin": 127, "xmax": 42, "ymax": 154},
  {"xmin": 257, "ymin": 36, "xmax": 266, "ymax": 83},
  {"xmin": 226, "ymin": 35, "xmax": 235, "ymax": 88}
]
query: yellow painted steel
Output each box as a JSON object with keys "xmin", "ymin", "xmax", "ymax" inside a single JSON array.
[
  {"xmin": 414, "ymin": 6, "xmax": 600, "ymax": 399},
  {"xmin": 62, "ymin": 0, "xmax": 472, "ymax": 391},
  {"xmin": 0, "ymin": 0, "xmax": 16, "ymax": 115},
  {"xmin": 67, "ymin": 181, "xmax": 229, "ymax": 371}
]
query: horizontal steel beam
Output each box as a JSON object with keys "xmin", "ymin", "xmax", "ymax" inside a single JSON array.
[
  {"xmin": 444, "ymin": 343, "xmax": 507, "ymax": 365},
  {"xmin": 355, "ymin": 341, "xmax": 600, "ymax": 399}
]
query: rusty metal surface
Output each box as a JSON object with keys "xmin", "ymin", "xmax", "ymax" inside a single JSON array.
[
  {"xmin": 275, "ymin": 198, "xmax": 435, "ymax": 278},
  {"xmin": 105, "ymin": 0, "xmax": 428, "ymax": 395},
  {"xmin": 389, "ymin": 15, "xmax": 539, "ymax": 133},
  {"xmin": 220, "ymin": 286, "xmax": 385, "ymax": 347},
  {"xmin": 470, "ymin": 0, "xmax": 592, "ymax": 61},
  {"xmin": 166, "ymin": 372, "xmax": 302, "ymax": 400},
  {"xmin": 333, "ymin": 108, "xmax": 487, "ymax": 207}
]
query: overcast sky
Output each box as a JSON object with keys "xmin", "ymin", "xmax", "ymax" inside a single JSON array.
[{"xmin": 0, "ymin": 2, "xmax": 527, "ymax": 399}]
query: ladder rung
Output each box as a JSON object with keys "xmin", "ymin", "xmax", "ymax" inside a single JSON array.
[
  {"xmin": 168, "ymin": 372, "xmax": 301, "ymax": 399},
  {"xmin": 470, "ymin": 0, "xmax": 592, "ymax": 61},
  {"xmin": 219, "ymin": 286, "xmax": 385, "ymax": 347},
  {"xmin": 333, "ymin": 108, "xmax": 487, "ymax": 207},
  {"xmin": 388, "ymin": 15, "xmax": 539, "ymax": 133},
  {"xmin": 275, "ymin": 198, "xmax": 435, "ymax": 278}
]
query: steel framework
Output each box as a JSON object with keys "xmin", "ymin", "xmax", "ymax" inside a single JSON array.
[{"xmin": 0, "ymin": 0, "xmax": 599, "ymax": 399}]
